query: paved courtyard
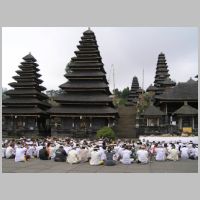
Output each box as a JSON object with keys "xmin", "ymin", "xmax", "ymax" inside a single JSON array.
[{"xmin": 2, "ymin": 158, "xmax": 198, "ymax": 173}]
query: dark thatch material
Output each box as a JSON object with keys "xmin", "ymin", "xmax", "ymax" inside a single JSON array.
[
  {"xmin": 173, "ymin": 104, "xmax": 198, "ymax": 115},
  {"xmin": 142, "ymin": 104, "xmax": 165, "ymax": 116},
  {"xmin": 156, "ymin": 79, "xmax": 198, "ymax": 101}
]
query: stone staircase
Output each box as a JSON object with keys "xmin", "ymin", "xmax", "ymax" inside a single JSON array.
[{"xmin": 114, "ymin": 105, "xmax": 137, "ymax": 138}]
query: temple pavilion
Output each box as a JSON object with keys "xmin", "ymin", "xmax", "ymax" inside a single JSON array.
[
  {"xmin": 2, "ymin": 53, "xmax": 51, "ymax": 137},
  {"xmin": 49, "ymin": 29, "xmax": 119, "ymax": 137}
]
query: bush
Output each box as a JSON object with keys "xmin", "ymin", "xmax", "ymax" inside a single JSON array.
[{"xmin": 96, "ymin": 126, "xmax": 116, "ymax": 139}]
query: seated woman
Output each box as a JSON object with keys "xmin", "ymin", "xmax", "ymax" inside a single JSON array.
[{"xmin": 104, "ymin": 146, "xmax": 116, "ymax": 166}]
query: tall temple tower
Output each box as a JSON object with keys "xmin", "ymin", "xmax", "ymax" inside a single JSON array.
[
  {"xmin": 49, "ymin": 28, "xmax": 119, "ymax": 137},
  {"xmin": 126, "ymin": 76, "xmax": 142, "ymax": 105},
  {"xmin": 153, "ymin": 52, "xmax": 176, "ymax": 95},
  {"xmin": 2, "ymin": 53, "xmax": 50, "ymax": 137}
]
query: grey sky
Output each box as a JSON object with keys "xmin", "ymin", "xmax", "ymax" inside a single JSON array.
[{"xmin": 2, "ymin": 27, "xmax": 198, "ymax": 92}]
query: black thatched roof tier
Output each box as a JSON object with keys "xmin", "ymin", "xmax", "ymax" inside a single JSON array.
[
  {"xmin": 142, "ymin": 104, "xmax": 165, "ymax": 116},
  {"xmin": 155, "ymin": 79, "xmax": 198, "ymax": 101},
  {"xmin": 173, "ymin": 104, "xmax": 198, "ymax": 115},
  {"xmin": 65, "ymin": 71, "xmax": 105, "ymax": 78},
  {"xmin": 5, "ymin": 89, "xmax": 48, "ymax": 99},
  {"xmin": 127, "ymin": 76, "xmax": 140, "ymax": 104},
  {"xmin": 23, "ymin": 53, "xmax": 37, "ymax": 62},
  {"xmin": 59, "ymin": 81, "xmax": 109, "ymax": 89},
  {"xmin": 49, "ymin": 106, "xmax": 118, "ymax": 115},
  {"xmin": 3, "ymin": 53, "xmax": 50, "ymax": 116},
  {"xmin": 3, "ymin": 98, "xmax": 51, "ymax": 107},
  {"xmin": 3, "ymin": 107, "xmax": 47, "ymax": 115},
  {"xmin": 50, "ymin": 28, "xmax": 118, "ymax": 120},
  {"xmin": 146, "ymin": 84, "xmax": 158, "ymax": 92},
  {"xmin": 153, "ymin": 52, "xmax": 175, "ymax": 95},
  {"xmin": 54, "ymin": 93, "xmax": 112, "ymax": 103}
]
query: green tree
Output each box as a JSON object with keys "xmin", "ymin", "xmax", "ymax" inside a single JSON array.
[{"xmin": 96, "ymin": 127, "xmax": 116, "ymax": 139}]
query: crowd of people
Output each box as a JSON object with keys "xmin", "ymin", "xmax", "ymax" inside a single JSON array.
[{"xmin": 2, "ymin": 136, "xmax": 198, "ymax": 165}]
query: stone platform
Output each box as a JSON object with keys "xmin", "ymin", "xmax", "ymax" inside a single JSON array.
[{"xmin": 2, "ymin": 158, "xmax": 198, "ymax": 173}]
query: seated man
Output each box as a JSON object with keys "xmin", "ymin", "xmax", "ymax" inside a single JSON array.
[
  {"xmin": 5, "ymin": 144, "xmax": 15, "ymax": 159},
  {"xmin": 89, "ymin": 146, "xmax": 104, "ymax": 166},
  {"xmin": 136, "ymin": 145, "xmax": 149, "ymax": 164},
  {"xmin": 180, "ymin": 144, "xmax": 189, "ymax": 160},
  {"xmin": 39, "ymin": 146, "xmax": 49, "ymax": 160},
  {"xmin": 120, "ymin": 145, "xmax": 134, "ymax": 165},
  {"xmin": 15, "ymin": 145, "xmax": 27, "ymax": 162},
  {"xmin": 67, "ymin": 147, "xmax": 80, "ymax": 164},
  {"xmin": 78, "ymin": 146, "xmax": 89, "ymax": 163},
  {"xmin": 104, "ymin": 146, "xmax": 116, "ymax": 166},
  {"xmin": 155, "ymin": 144, "xmax": 166, "ymax": 161},
  {"xmin": 54, "ymin": 146, "xmax": 67, "ymax": 162},
  {"xmin": 167, "ymin": 144, "xmax": 179, "ymax": 161}
]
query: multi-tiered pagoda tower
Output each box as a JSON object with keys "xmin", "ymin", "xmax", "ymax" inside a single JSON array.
[
  {"xmin": 127, "ymin": 76, "xmax": 141, "ymax": 105},
  {"xmin": 49, "ymin": 29, "xmax": 119, "ymax": 136},
  {"xmin": 2, "ymin": 53, "xmax": 50, "ymax": 137},
  {"xmin": 153, "ymin": 52, "xmax": 176, "ymax": 95}
]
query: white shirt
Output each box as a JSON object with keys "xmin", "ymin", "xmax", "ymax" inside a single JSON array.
[
  {"xmin": 5, "ymin": 146, "xmax": 15, "ymax": 158},
  {"xmin": 67, "ymin": 149, "xmax": 79, "ymax": 164},
  {"xmin": 167, "ymin": 149, "xmax": 179, "ymax": 161},
  {"xmin": 180, "ymin": 147, "xmax": 189, "ymax": 159},
  {"xmin": 36, "ymin": 146, "xmax": 43, "ymax": 158},
  {"xmin": 155, "ymin": 147, "xmax": 166, "ymax": 161},
  {"xmin": 120, "ymin": 149, "xmax": 133, "ymax": 164},
  {"xmin": 89, "ymin": 151, "xmax": 102, "ymax": 165},
  {"xmin": 137, "ymin": 149, "xmax": 149, "ymax": 163},
  {"xmin": 15, "ymin": 147, "xmax": 27, "ymax": 162}
]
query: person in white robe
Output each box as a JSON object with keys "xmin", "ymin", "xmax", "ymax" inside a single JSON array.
[
  {"xmin": 120, "ymin": 146, "xmax": 134, "ymax": 165},
  {"xmin": 89, "ymin": 147, "xmax": 103, "ymax": 165},
  {"xmin": 5, "ymin": 144, "xmax": 15, "ymax": 159},
  {"xmin": 67, "ymin": 148, "xmax": 80, "ymax": 164},
  {"xmin": 136, "ymin": 145, "xmax": 149, "ymax": 164},
  {"xmin": 155, "ymin": 145, "xmax": 166, "ymax": 161},
  {"xmin": 15, "ymin": 146, "xmax": 27, "ymax": 162},
  {"xmin": 78, "ymin": 146, "xmax": 89, "ymax": 163},
  {"xmin": 180, "ymin": 145, "xmax": 189, "ymax": 159},
  {"xmin": 167, "ymin": 145, "xmax": 179, "ymax": 161}
]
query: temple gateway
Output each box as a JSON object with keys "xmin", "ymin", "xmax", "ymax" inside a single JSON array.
[{"xmin": 49, "ymin": 29, "xmax": 119, "ymax": 137}]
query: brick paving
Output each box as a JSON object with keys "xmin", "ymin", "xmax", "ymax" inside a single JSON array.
[{"xmin": 2, "ymin": 158, "xmax": 198, "ymax": 173}]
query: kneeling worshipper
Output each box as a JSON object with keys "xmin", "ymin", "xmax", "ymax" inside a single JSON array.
[
  {"xmin": 54, "ymin": 146, "xmax": 67, "ymax": 162},
  {"xmin": 67, "ymin": 147, "xmax": 80, "ymax": 164},
  {"xmin": 167, "ymin": 144, "xmax": 179, "ymax": 161},
  {"xmin": 104, "ymin": 146, "xmax": 116, "ymax": 166},
  {"xmin": 15, "ymin": 144, "xmax": 27, "ymax": 162},
  {"xmin": 136, "ymin": 145, "xmax": 149, "ymax": 164},
  {"xmin": 120, "ymin": 145, "xmax": 134, "ymax": 165},
  {"xmin": 89, "ymin": 146, "xmax": 104, "ymax": 166},
  {"xmin": 155, "ymin": 144, "xmax": 166, "ymax": 161}
]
